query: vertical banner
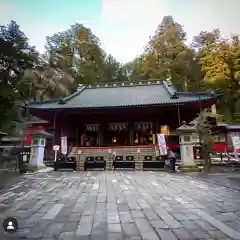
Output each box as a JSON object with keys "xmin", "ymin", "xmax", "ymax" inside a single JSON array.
[
  {"xmin": 61, "ymin": 136, "xmax": 68, "ymax": 155},
  {"xmin": 152, "ymin": 134, "xmax": 156, "ymax": 145},
  {"xmin": 157, "ymin": 134, "xmax": 167, "ymax": 155},
  {"xmin": 232, "ymin": 136, "xmax": 240, "ymax": 153}
]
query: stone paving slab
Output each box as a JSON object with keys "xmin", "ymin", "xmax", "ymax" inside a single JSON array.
[{"xmin": 1, "ymin": 171, "xmax": 240, "ymax": 239}]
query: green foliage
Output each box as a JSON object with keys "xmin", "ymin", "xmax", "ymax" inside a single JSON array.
[
  {"xmin": 123, "ymin": 16, "xmax": 196, "ymax": 91},
  {"xmin": 123, "ymin": 17, "xmax": 240, "ymax": 122},
  {"xmin": 195, "ymin": 31, "xmax": 240, "ymax": 122},
  {"xmin": 0, "ymin": 21, "xmax": 129, "ymax": 135},
  {"xmin": 44, "ymin": 24, "xmax": 127, "ymax": 85},
  {"xmin": 0, "ymin": 21, "xmax": 36, "ymax": 133},
  {"xmin": 1, "ymin": 15, "xmax": 240, "ymax": 136},
  {"xmin": 195, "ymin": 113, "xmax": 213, "ymax": 171}
]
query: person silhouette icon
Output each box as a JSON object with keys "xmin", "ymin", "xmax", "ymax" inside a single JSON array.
[
  {"xmin": 3, "ymin": 217, "xmax": 18, "ymax": 233},
  {"xmin": 7, "ymin": 221, "xmax": 14, "ymax": 230}
]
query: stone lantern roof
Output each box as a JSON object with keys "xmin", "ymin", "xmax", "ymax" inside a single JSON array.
[{"xmin": 176, "ymin": 121, "xmax": 196, "ymax": 135}]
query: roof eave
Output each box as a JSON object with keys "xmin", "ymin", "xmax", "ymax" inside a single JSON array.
[{"xmin": 29, "ymin": 98, "xmax": 216, "ymax": 111}]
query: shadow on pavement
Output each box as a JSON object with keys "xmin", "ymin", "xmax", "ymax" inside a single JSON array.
[
  {"xmin": 186, "ymin": 166, "xmax": 240, "ymax": 190},
  {"xmin": 0, "ymin": 170, "xmax": 22, "ymax": 191}
]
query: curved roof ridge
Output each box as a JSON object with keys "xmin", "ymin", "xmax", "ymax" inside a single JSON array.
[
  {"xmin": 176, "ymin": 91, "xmax": 223, "ymax": 97},
  {"xmin": 162, "ymin": 80, "xmax": 178, "ymax": 98},
  {"xmin": 59, "ymin": 85, "xmax": 86, "ymax": 104},
  {"xmin": 29, "ymin": 98, "xmax": 62, "ymax": 105},
  {"xmin": 80, "ymin": 80, "xmax": 164, "ymax": 89}
]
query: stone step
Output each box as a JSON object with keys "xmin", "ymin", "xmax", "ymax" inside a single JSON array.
[
  {"xmin": 70, "ymin": 147, "xmax": 156, "ymax": 157},
  {"xmin": 72, "ymin": 147, "xmax": 157, "ymax": 172}
]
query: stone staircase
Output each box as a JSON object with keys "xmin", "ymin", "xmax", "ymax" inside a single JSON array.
[
  {"xmin": 69, "ymin": 146, "xmax": 157, "ymax": 171},
  {"xmin": 68, "ymin": 145, "xmax": 228, "ymax": 171}
]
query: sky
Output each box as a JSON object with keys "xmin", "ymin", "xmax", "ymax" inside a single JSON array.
[{"xmin": 1, "ymin": 0, "xmax": 240, "ymax": 63}]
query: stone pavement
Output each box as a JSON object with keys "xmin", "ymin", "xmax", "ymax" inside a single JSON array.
[
  {"xmin": 1, "ymin": 171, "xmax": 240, "ymax": 239},
  {"xmin": 186, "ymin": 171, "xmax": 240, "ymax": 191}
]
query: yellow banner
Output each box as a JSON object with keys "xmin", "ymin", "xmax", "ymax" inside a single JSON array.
[{"xmin": 152, "ymin": 134, "xmax": 156, "ymax": 144}]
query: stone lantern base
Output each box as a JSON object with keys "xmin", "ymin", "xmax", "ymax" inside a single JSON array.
[
  {"xmin": 27, "ymin": 163, "xmax": 46, "ymax": 172},
  {"xmin": 176, "ymin": 121, "xmax": 200, "ymax": 172},
  {"xmin": 179, "ymin": 164, "xmax": 200, "ymax": 172}
]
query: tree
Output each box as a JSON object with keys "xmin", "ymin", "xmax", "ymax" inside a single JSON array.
[
  {"xmin": 22, "ymin": 66, "xmax": 75, "ymax": 101},
  {"xmin": 44, "ymin": 23, "xmax": 127, "ymax": 85},
  {"xmin": 125, "ymin": 16, "xmax": 196, "ymax": 91},
  {"xmin": 45, "ymin": 24, "xmax": 106, "ymax": 85},
  {"xmin": 195, "ymin": 113, "xmax": 213, "ymax": 171},
  {"xmin": 123, "ymin": 55, "xmax": 150, "ymax": 81},
  {"xmin": 103, "ymin": 54, "xmax": 128, "ymax": 82},
  {"xmin": 0, "ymin": 21, "xmax": 36, "ymax": 133},
  {"xmin": 194, "ymin": 30, "xmax": 240, "ymax": 122}
]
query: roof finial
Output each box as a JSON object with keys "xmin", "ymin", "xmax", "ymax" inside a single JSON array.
[
  {"xmin": 77, "ymin": 84, "xmax": 83, "ymax": 90},
  {"xmin": 166, "ymin": 68, "xmax": 172, "ymax": 86}
]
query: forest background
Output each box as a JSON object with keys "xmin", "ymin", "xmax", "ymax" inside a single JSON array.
[{"xmin": 0, "ymin": 16, "xmax": 240, "ymax": 134}]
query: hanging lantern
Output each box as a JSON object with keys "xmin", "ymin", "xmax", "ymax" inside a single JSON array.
[{"xmin": 160, "ymin": 125, "xmax": 170, "ymax": 135}]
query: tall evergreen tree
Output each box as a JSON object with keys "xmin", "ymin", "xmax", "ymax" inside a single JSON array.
[{"xmin": 0, "ymin": 21, "xmax": 36, "ymax": 133}]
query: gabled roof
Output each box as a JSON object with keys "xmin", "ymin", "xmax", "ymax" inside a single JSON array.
[{"xmin": 29, "ymin": 80, "xmax": 222, "ymax": 110}]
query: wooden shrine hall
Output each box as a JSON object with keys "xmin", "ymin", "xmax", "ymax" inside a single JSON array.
[{"xmin": 28, "ymin": 80, "xmax": 221, "ymax": 170}]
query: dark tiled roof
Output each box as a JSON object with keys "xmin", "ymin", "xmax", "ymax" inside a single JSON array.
[
  {"xmin": 217, "ymin": 124, "xmax": 240, "ymax": 129},
  {"xmin": 29, "ymin": 81, "xmax": 221, "ymax": 110}
]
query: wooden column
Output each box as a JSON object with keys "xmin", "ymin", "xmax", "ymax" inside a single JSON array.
[
  {"xmin": 52, "ymin": 112, "xmax": 57, "ymax": 146},
  {"xmin": 129, "ymin": 122, "xmax": 134, "ymax": 146},
  {"xmin": 101, "ymin": 122, "xmax": 107, "ymax": 147},
  {"xmin": 76, "ymin": 125, "xmax": 79, "ymax": 146},
  {"xmin": 177, "ymin": 103, "xmax": 181, "ymax": 127},
  {"xmin": 99, "ymin": 123, "xmax": 103, "ymax": 147},
  {"xmin": 51, "ymin": 112, "xmax": 57, "ymax": 158},
  {"xmin": 155, "ymin": 119, "xmax": 159, "ymax": 134}
]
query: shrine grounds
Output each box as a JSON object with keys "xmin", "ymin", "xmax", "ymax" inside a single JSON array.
[{"xmin": 1, "ymin": 171, "xmax": 240, "ymax": 239}]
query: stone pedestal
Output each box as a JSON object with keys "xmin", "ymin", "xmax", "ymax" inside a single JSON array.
[
  {"xmin": 176, "ymin": 122, "xmax": 198, "ymax": 171},
  {"xmin": 29, "ymin": 136, "xmax": 47, "ymax": 170},
  {"xmin": 76, "ymin": 150, "xmax": 84, "ymax": 171},
  {"xmin": 180, "ymin": 142, "xmax": 195, "ymax": 167},
  {"xmin": 135, "ymin": 152, "xmax": 143, "ymax": 170},
  {"xmin": 106, "ymin": 150, "xmax": 113, "ymax": 170}
]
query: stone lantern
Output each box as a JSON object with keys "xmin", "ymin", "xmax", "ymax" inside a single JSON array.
[
  {"xmin": 24, "ymin": 125, "xmax": 52, "ymax": 170},
  {"xmin": 176, "ymin": 121, "xmax": 197, "ymax": 167}
]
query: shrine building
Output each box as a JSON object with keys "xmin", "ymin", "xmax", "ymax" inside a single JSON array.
[{"xmin": 29, "ymin": 79, "xmax": 221, "ymax": 164}]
